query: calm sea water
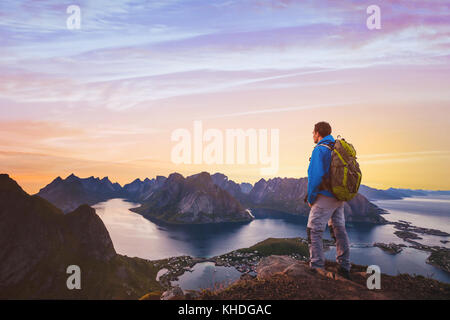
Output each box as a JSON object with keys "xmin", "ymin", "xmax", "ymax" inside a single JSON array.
[
  {"xmin": 372, "ymin": 196, "xmax": 450, "ymax": 232},
  {"xmin": 94, "ymin": 196, "xmax": 450, "ymax": 287}
]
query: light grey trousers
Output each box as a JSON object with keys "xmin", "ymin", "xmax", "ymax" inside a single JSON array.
[{"xmin": 307, "ymin": 194, "xmax": 351, "ymax": 271}]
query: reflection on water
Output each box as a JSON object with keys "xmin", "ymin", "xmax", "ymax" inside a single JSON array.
[
  {"xmin": 94, "ymin": 197, "xmax": 450, "ymax": 283},
  {"xmin": 171, "ymin": 262, "xmax": 242, "ymax": 291}
]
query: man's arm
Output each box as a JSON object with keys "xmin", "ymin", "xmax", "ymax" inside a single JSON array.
[{"xmin": 307, "ymin": 147, "xmax": 326, "ymax": 205}]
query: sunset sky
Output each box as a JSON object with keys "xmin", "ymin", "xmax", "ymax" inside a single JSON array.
[{"xmin": 1, "ymin": 0, "xmax": 450, "ymax": 194}]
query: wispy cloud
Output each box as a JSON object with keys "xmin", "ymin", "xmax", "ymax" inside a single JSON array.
[
  {"xmin": 203, "ymin": 101, "xmax": 360, "ymax": 119},
  {"xmin": 1, "ymin": 0, "xmax": 449, "ymax": 111}
]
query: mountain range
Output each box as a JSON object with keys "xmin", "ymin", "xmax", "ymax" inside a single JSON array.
[
  {"xmin": 33, "ymin": 171, "xmax": 406, "ymax": 224},
  {"xmin": 0, "ymin": 174, "xmax": 162, "ymax": 299},
  {"xmin": 37, "ymin": 174, "xmax": 123, "ymax": 213},
  {"xmin": 358, "ymin": 185, "xmax": 450, "ymax": 201}
]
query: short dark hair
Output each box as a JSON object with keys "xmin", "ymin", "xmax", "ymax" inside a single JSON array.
[{"xmin": 314, "ymin": 121, "xmax": 332, "ymax": 137}]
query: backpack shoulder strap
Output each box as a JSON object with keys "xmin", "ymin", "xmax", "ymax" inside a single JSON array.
[
  {"xmin": 318, "ymin": 143, "xmax": 332, "ymax": 150},
  {"xmin": 317, "ymin": 141, "xmax": 335, "ymax": 150}
]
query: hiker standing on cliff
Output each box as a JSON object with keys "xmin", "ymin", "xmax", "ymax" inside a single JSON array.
[{"xmin": 306, "ymin": 121, "xmax": 351, "ymax": 279}]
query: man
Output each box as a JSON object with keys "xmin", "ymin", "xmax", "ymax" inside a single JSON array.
[{"xmin": 306, "ymin": 121, "xmax": 351, "ymax": 279}]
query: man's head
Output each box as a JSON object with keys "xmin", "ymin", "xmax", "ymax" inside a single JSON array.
[{"xmin": 313, "ymin": 121, "xmax": 332, "ymax": 143}]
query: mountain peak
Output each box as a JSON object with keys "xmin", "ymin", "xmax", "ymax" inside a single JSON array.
[
  {"xmin": 0, "ymin": 174, "xmax": 27, "ymax": 195},
  {"xmin": 66, "ymin": 173, "xmax": 79, "ymax": 181},
  {"xmin": 186, "ymin": 172, "xmax": 214, "ymax": 189},
  {"xmin": 212, "ymin": 172, "xmax": 227, "ymax": 180},
  {"xmin": 255, "ymin": 178, "xmax": 267, "ymax": 185},
  {"xmin": 188, "ymin": 171, "xmax": 212, "ymax": 181},
  {"xmin": 133, "ymin": 171, "xmax": 252, "ymax": 224},
  {"xmin": 167, "ymin": 172, "xmax": 184, "ymax": 181},
  {"xmin": 65, "ymin": 204, "xmax": 116, "ymax": 262}
]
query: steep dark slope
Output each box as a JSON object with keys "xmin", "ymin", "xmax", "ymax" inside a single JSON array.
[
  {"xmin": 0, "ymin": 174, "xmax": 161, "ymax": 299},
  {"xmin": 211, "ymin": 172, "xmax": 249, "ymax": 203},
  {"xmin": 132, "ymin": 172, "xmax": 254, "ymax": 224}
]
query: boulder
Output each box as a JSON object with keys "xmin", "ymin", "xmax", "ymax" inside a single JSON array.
[
  {"xmin": 256, "ymin": 255, "xmax": 298, "ymax": 279},
  {"xmin": 161, "ymin": 286, "xmax": 184, "ymax": 300},
  {"xmin": 256, "ymin": 255, "xmax": 349, "ymax": 282}
]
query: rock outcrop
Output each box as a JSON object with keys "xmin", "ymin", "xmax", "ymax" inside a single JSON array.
[
  {"xmin": 427, "ymin": 248, "xmax": 450, "ymax": 273},
  {"xmin": 373, "ymin": 242, "xmax": 405, "ymax": 254},
  {"xmin": 199, "ymin": 255, "xmax": 450, "ymax": 300},
  {"xmin": 256, "ymin": 255, "xmax": 301, "ymax": 279},
  {"xmin": 132, "ymin": 172, "xmax": 254, "ymax": 224},
  {"xmin": 160, "ymin": 286, "xmax": 184, "ymax": 300}
]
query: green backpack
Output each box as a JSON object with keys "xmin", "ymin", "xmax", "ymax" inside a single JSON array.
[{"xmin": 319, "ymin": 137, "xmax": 362, "ymax": 201}]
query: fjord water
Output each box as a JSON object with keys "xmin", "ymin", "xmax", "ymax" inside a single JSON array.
[{"xmin": 94, "ymin": 196, "xmax": 450, "ymax": 285}]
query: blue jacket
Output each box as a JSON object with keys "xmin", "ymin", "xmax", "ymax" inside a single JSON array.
[{"xmin": 307, "ymin": 134, "xmax": 335, "ymax": 204}]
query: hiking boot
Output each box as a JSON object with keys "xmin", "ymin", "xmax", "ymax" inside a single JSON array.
[{"xmin": 337, "ymin": 266, "xmax": 351, "ymax": 280}]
